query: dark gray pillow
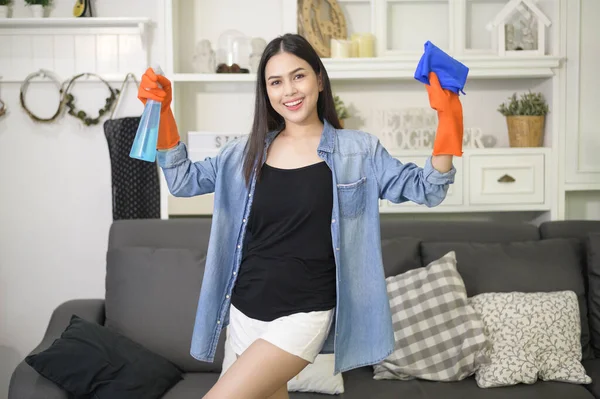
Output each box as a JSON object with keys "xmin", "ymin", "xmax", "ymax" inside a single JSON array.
[
  {"xmin": 381, "ymin": 237, "xmax": 422, "ymax": 278},
  {"xmin": 421, "ymin": 238, "xmax": 593, "ymax": 361},
  {"xmin": 25, "ymin": 315, "xmax": 182, "ymax": 398},
  {"xmin": 105, "ymin": 247, "xmax": 226, "ymax": 373},
  {"xmin": 586, "ymin": 233, "xmax": 600, "ymax": 358}
]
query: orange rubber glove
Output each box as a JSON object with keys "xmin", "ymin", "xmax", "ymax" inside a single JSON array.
[
  {"xmin": 137, "ymin": 67, "xmax": 180, "ymax": 150},
  {"xmin": 426, "ymin": 71, "xmax": 464, "ymax": 157}
]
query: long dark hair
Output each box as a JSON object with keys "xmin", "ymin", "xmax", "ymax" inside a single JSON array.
[{"xmin": 242, "ymin": 33, "xmax": 341, "ymax": 185}]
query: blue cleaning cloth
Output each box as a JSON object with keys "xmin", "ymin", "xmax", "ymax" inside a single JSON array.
[{"xmin": 414, "ymin": 41, "xmax": 469, "ymax": 95}]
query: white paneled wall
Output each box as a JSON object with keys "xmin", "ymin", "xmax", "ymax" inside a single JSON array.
[
  {"xmin": 564, "ymin": 0, "xmax": 600, "ymax": 187},
  {"xmin": 0, "ymin": 2, "xmax": 165, "ymax": 397},
  {"xmin": 1, "ymin": 24, "xmax": 149, "ymax": 82}
]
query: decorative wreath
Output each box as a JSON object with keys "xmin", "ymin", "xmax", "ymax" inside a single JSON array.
[
  {"xmin": 0, "ymin": 99, "xmax": 6, "ymax": 118},
  {"xmin": 62, "ymin": 73, "xmax": 120, "ymax": 126},
  {"xmin": 19, "ymin": 69, "xmax": 65, "ymax": 123}
]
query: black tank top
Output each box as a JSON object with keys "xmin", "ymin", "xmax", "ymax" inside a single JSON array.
[{"xmin": 231, "ymin": 161, "xmax": 337, "ymax": 321}]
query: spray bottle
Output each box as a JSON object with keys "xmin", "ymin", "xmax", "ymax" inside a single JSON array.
[{"xmin": 129, "ymin": 65, "xmax": 165, "ymax": 162}]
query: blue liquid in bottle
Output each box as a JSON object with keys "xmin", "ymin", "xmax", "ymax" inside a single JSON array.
[{"xmin": 129, "ymin": 65, "xmax": 164, "ymax": 162}]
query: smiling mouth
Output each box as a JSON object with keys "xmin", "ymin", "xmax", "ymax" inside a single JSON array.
[{"xmin": 284, "ymin": 98, "xmax": 304, "ymax": 109}]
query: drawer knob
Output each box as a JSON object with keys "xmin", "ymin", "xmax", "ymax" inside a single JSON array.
[{"xmin": 498, "ymin": 174, "xmax": 516, "ymax": 183}]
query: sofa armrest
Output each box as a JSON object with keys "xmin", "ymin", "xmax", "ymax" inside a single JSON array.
[
  {"xmin": 584, "ymin": 358, "xmax": 600, "ymax": 399},
  {"xmin": 8, "ymin": 298, "xmax": 105, "ymax": 399}
]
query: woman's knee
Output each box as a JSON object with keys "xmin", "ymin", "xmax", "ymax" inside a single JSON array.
[
  {"xmin": 204, "ymin": 339, "xmax": 307, "ymax": 399},
  {"xmin": 266, "ymin": 384, "xmax": 289, "ymax": 399}
]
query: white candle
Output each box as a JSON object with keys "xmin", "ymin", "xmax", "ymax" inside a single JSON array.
[
  {"xmin": 350, "ymin": 33, "xmax": 361, "ymax": 57},
  {"xmin": 330, "ymin": 39, "xmax": 352, "ymax": 58},
  {"xmin": 358, "ymin": 33, "xmax": 375, "ymax": 58}
]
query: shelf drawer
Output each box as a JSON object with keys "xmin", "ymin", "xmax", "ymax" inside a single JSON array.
[{"xmin": 469, "ymin": 154, "xmax": 545, "ymax": 205}]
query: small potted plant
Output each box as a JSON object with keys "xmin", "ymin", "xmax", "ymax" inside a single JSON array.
[
  {"xmin": 334, "ymin": 95, "xmax": 350, "ymax": 128},
  {"xmin": 24, "ymin": 0, "xmax": 52, "ymax": 18},
  {"xmin": 0, "ymin": 0, "xmax": 12, "ymax": 18},
  {"xmin": 497, "ymin": 91, "xmax": 549, "ymax": 147}
]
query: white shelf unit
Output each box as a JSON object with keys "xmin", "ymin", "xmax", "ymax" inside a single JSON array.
[
  {"xmin": 0, "ymin": 17, "xmax": 152, "ymax": 83},
  {"xmin": 162, "ymin": 0, "xmax": 568, "ymax": 219},
  {"xmin": 172, "ymin": 54, "xmax": 562, "ymax": 82},
  {"xmin": 168, "ymin": 147, "xmax": 553, "ymax": 216},
  {"xmin": 0, "ymin": 17, "xmax": 150, "ymax": 28}
]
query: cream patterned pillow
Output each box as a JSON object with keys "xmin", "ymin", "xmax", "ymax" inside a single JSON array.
[{"xmin": 468, "ymin": 291, "xmax": 592, "ymax": 388}]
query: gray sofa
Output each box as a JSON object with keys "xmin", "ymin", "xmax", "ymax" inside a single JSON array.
[{"xmin": 9, "ymin": 218, "xmax": 600, "ymax": 399}]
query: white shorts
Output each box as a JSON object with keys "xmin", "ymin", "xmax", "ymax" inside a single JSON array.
[{"xmin": 227, "ymin": 304, "xmax": 335, "ymax": 363}]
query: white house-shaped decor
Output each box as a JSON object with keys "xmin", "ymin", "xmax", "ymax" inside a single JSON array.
[{"xmin": 487, "ymin": 0, "xmax": 551, "ymax": 56}]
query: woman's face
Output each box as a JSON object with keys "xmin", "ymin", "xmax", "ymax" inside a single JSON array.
[{"xmin": 264, "ymin": 51, "xmax": 323, "ymax": 126}]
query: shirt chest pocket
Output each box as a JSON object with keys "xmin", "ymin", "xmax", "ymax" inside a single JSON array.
[{"xmin": 336, "ymin": 177, "xmax": 367, "ymax": 218}]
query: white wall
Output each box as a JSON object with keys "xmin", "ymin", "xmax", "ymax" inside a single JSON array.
[
  {"xmin": 566, "ymin": 192, "xmax": 600, "ymax": 219},
  {"xmin": 0, "ymin": 1, "xmax": 164, "ymax": 396}
]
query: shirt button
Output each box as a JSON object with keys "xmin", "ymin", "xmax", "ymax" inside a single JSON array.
[
  {"xmin": 237, "ymin": 245, "xmax": 241, "ymax": 249},
  {"xmin": 226, "ymin": 295, "xmax": 230, "ymax": 299},
  {"xmin": 217, "ymin": 320, "xmax": 221, "ymax": 324},
  {"xmin": 332, "ymin": 219, "xmax": 336, "ymax": 223},
  {"xmin": 233, "ymin": 271, "xmax": 237, "ymax": 276},
  {"xmin": 336, "ymin": 247, "xmax": 340, "ymax": 251},
  {"xmin": 248, "ymin": 194, "xmax": 252, "ymax": 197},
  {"xmin": 243, "ymin": 219, "xmax": 246, "ymax": 223}
]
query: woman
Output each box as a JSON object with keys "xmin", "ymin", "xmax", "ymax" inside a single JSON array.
[{"xmin": 137, "ymin": 33, "xmax": 461, "ymax": 399}]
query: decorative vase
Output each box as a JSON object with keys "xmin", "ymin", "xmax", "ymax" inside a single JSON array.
[
  {"xmin": 0, "ymin": 5, "xmax": 9, "ymax": 18},
  {"xmin": 30, "ymin": 4, "xmax": 45, "ymax": 18},
  {"xmin": 506, "ymin": 115, "xmax": 545, "ymax": 147}
]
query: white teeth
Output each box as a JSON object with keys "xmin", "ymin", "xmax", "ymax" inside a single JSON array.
[{"xmin": 285, "ymin": 99, "xmax": 303, "ymax": 106}]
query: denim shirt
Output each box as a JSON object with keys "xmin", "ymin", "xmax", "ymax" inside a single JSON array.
[{"xmin": 157, "ymin": 119, "xmax": 456, "ymax": 374}]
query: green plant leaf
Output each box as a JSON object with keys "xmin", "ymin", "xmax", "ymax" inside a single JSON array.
[
  {"xmin": 333, "ymin": 94, "xmax": 350, "ymax": 120},
  {"xmin": 497, "ymin": 90, "xmax": 549, "ymax": 116},
  {"xmin": 24, "ymin": 0, "xmax": 51, "ymax": 6}
]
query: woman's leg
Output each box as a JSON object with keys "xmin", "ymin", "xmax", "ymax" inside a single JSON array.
[
  {"xmin": 266, "ymin": 384, "xmax": 289, "ymax": 399},
  {"xmin": 203, "ymin": 338, "xmax": 308, "ymax": 399}
]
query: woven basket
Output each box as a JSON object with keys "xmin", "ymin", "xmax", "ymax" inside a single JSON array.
[{"xmin": 506, "ymin": 115, "xmax": 545, "ymax": 147}]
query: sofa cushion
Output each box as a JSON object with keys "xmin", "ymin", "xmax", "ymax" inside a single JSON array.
[
  {"xmin": 540, "ymin": 221, "xmax": 600, "ymax": 360},
  {"xmin": 25, "ymin": 315, "xmax": 182, "ymax": 398},
  {"xmin": 540, "ymin": 220, "xmax": 600, "ymax": 241},
  {"xmin": 162, "ymin": 368, "xmax": 596, "ymax": 399},
  {"xmin": 105, "ymin": 247, "xmax": 226, "ymax": 373},
  {"xmin": 380, "ymin": 219, "xmax": 540, "ymax": 243},
  {"xmin": 336, "ymin": 367, "xmax": 595, "ymax": 399},
  {"xmin": 586, "ymin": 233, "xmax": 600, "ymax": 358},
  {"xmin": 108, "ymin": 218, "xmax": 213, "ymax": 250},
  {"xmin": 421, "ymin": 238, "xmax": 593, "ymax": 360},
  {"xmin": 380, "ymin": 236, "xmax": 421, "ymax": 277},
  {"xmin": 583, "ymin": 358, "xmax": 600, "ymax": 399},
  {"xmin": 161, "ymin": 373, "xmax": 220, "ymax": 398},
  {"xmin": 469, "ymin": 291, "xmax": 591, "ymax": 388},
  {"xmin": 374, "ymin": 251, "xmax": 490, "ymax": 382}
]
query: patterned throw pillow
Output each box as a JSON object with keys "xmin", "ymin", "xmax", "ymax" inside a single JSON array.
[
  {"xmin": 373, "ymin": 251, "xmax": 491, "ymax": 381},
  {"xmin": 469, "ymin": 291, "xmax": 592, "ymax": 388}
]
